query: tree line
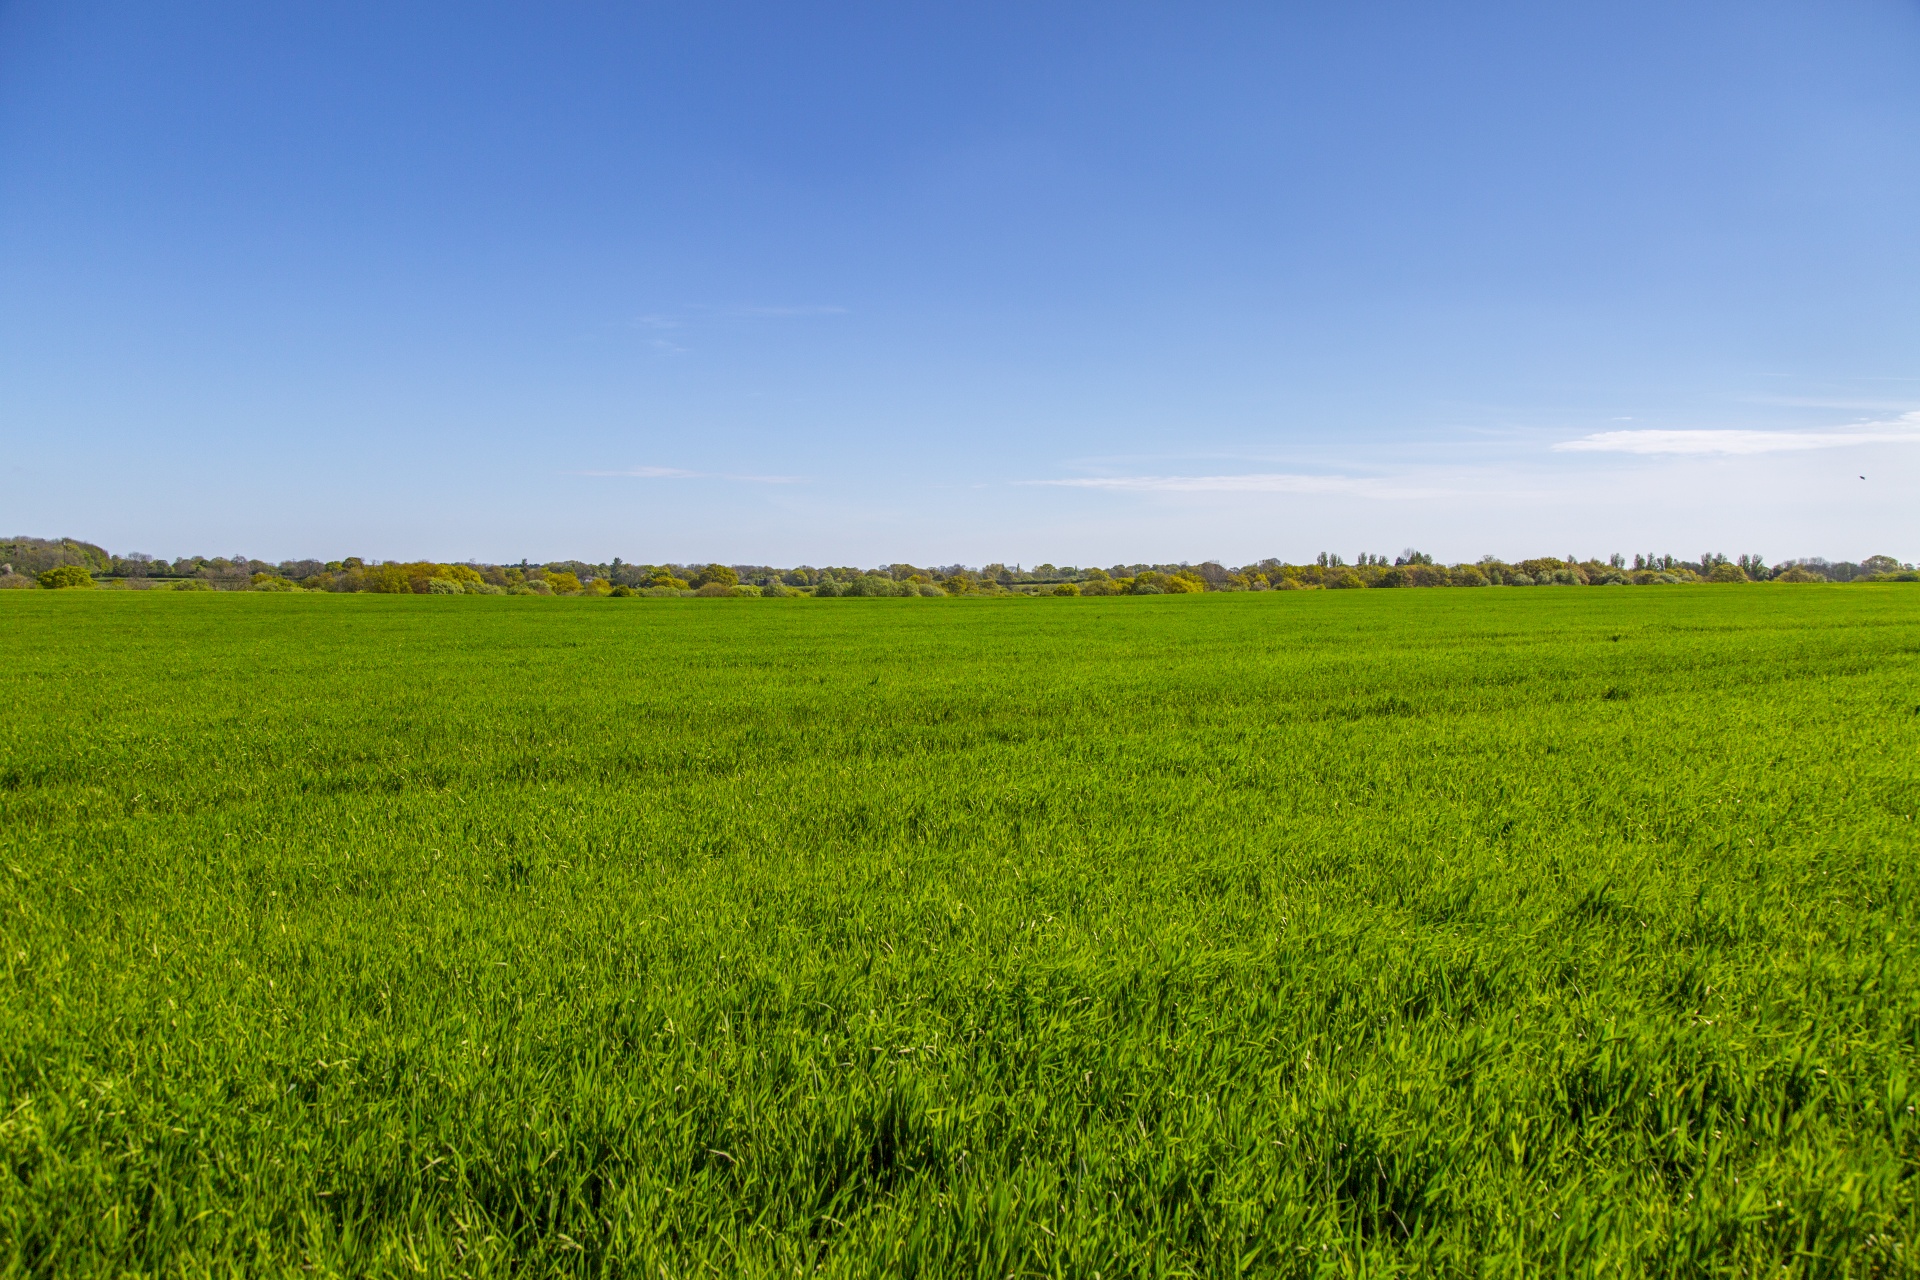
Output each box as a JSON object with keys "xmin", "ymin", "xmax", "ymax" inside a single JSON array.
[{"xmin": 4, "ymin": 535, "xmax": 1915, "ymax": 595}]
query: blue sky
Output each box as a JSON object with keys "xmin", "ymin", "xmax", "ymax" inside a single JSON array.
[{"xmin": 3, "ymin": 1, "xmax": 1917, "ymax": 566}]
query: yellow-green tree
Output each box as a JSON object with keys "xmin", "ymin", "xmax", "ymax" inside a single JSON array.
[{"xmin": 38, "ymin": 565, "xmax": 94, "ymax": 589}]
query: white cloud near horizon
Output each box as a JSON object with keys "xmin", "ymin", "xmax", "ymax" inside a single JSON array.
[
  {"xmin": 1022, "ymin": 473, "xmax": 1437, "ymax": 498},
  {"xmin": 575, "ymin": 467, "xmax": 804, "ymax": 483},
  {"xmin": 1554, "ymin": 412, "xmax": 1920, "ymax": 455}
]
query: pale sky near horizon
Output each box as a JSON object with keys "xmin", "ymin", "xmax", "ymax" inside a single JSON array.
[{"xmin": 3, "ymin": 2, "xmax": 1918, "ymax": 567}]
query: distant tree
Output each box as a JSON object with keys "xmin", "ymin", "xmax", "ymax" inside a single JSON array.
[
  {"xmin": 1707, "ymin": 561, "xmax": 1748, "ymax": 583},
  {"xmin": 691, "ymin": 564, "xmax": 738, "ymax": 589},
  {"xmin": 546, "ymin": 571, "xmax": 584, "ymax": 594},
  {"xmin": 4, "ymin": 537, "xmax": 111, "ymax": 576},
  {"xmin": 361, "ymin": 564, "xmax": 413, "ymax": 593},
  {"xmin": 38, "ymin": 565, "xmax": 94, "ymax": 589}
]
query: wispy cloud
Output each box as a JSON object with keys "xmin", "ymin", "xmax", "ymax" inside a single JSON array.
[
  {"xmin": 704, "ymin": 304, "xmax": 847, "ymax": 319},
  {"xmin": 1555, "ymin": 413, "xmax": 1920, "ymax": 455},
  {"xmin": 578, "ymin": 466, "xmax": 699, "ymax": 478},
  {"xmin": 1022, "ymin": 473, "xmax": 1437, "ymax": 498},
  {"xmin": 574, "ymin": 466, "xmax": 804, "ymax": 484},
  {"xmin": 631, "ymin": 304, "xmax": 845, "ymax": 328}
]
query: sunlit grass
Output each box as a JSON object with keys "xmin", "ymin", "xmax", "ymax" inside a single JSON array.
[{"xmin": 2, "ymin": 587, "xmax": 1916, "ymax": 1275}]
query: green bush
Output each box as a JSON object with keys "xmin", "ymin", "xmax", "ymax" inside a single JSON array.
[
  {"xmin": 37, "ymin": 565, "xmax": 94, "ymax": 589},
  {"xmin": 1708, "ymin": 561, "xmax": 1748, "ymax": 583}
]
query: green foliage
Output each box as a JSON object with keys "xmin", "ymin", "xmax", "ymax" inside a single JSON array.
[
  {"xmin": 35, "ymin": 564, "xmax": 93, "ymax": 589},
  {"xmin": 359, "ymin": 564, "xmax": 413, "ymax": 594},
  {"xmin": 1709, "ymin": 561, "xmax": 1749, "ymax": 583},
  {"xmin": 12, "ymin": 534, "xmax": 1902, "ymax": 599},
  {"xmin": 1, "ymin": 537, "xmax": 111, "ymax": 577},
  {"xmin": 3, "ymin": 589, "xmax": 1918, "ymax": 1273}
]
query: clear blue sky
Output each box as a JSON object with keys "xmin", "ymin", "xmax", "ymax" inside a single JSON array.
[{"xmin": 3, "ymin": 1, "xmax": 1917, "ymax": 566}]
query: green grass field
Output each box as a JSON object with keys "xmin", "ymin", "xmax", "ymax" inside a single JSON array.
[{"xmin": 3, "ymin": 588, "xmax": 1917, "ymax": 1276}]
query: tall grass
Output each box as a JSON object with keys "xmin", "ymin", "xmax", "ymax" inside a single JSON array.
[{"xmin": 2, "ymin": 587, "xmax": 1916, "ymax": 1275}]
